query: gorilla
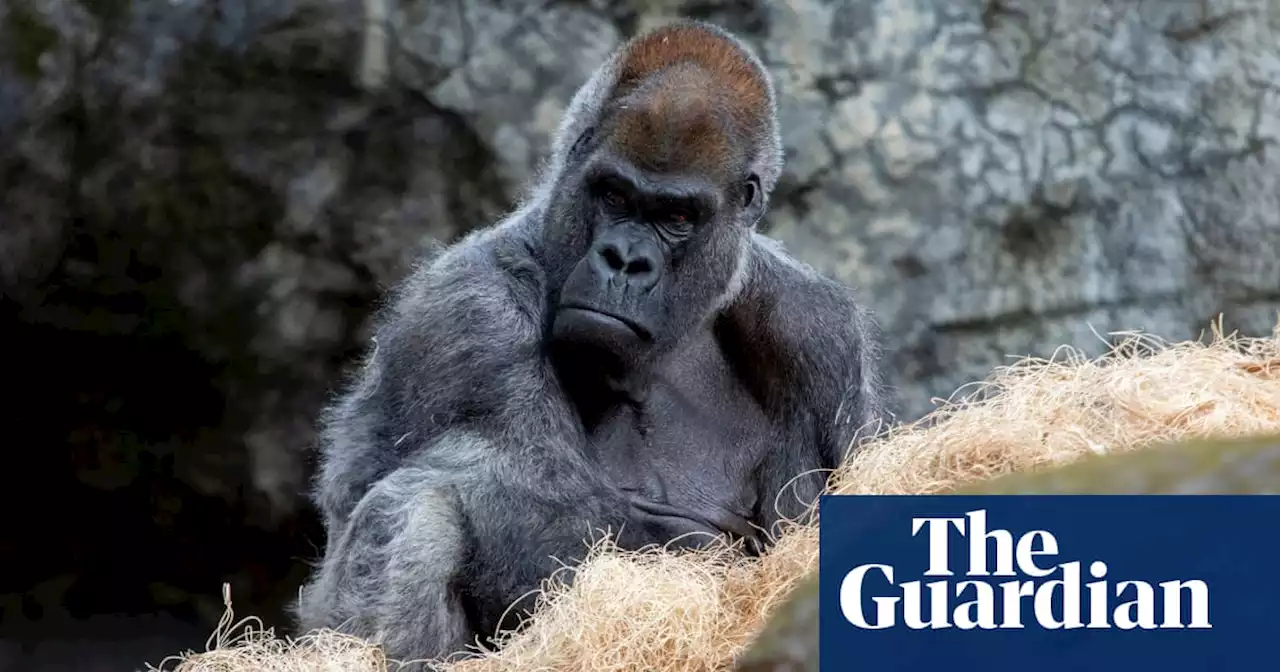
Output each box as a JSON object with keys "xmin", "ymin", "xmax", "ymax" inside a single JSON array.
[{"xmin": 296, "ymin": 19, "xmax": 887, "ymax": 663}]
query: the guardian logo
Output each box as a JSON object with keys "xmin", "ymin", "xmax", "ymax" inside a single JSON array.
[{"xmin": 839, "ymin": 509, "xmax": 1212, "ymax": 631}]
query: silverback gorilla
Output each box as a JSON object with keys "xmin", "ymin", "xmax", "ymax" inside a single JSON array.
[{"xmin": 296, "ymin": 20, "xmax": 887, "ymax": 663}]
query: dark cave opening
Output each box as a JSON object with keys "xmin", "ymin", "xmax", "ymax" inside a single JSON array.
[{"xmin": 0, "ymin": 299, "xmax": 322, "ymax": 667}]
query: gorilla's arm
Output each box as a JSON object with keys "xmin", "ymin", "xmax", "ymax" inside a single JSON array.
[
  {"xmin": 308, "ymin": 228, "xmax": 574, "ymax": 528},
  {"xmin": 730, "ymin": 234, "xmax": 889, "ymax": 531},
  {"xmin": 298, "ymin": 223, "xmax": 711, "ymax": 658}
]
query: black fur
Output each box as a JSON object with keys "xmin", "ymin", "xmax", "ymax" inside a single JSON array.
[{"xmin": 295, "ymin": 19, "xmax": 888, "ymax": 664}]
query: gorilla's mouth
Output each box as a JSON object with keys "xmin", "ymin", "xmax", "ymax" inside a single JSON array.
[{"xmin": 556, "ymin": 304, "xmax": 653, "ymax": 342}]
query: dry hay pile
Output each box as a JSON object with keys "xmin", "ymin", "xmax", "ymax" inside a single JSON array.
[{"xmin": 153, "ymin": 323, "xmax": 1280, "ymax": 672}]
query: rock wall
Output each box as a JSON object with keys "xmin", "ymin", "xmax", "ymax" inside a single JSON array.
[{"xmin": 0, "ymin": 0, "xmax": 1276, "ymax": 664}]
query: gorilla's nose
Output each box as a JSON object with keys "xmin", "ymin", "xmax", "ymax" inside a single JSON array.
[{"xmin": 590, "ymin": 236, "xmax": 661, "ymax": 291}]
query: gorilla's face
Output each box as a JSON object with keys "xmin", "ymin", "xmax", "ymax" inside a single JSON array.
[{"xmin": 548, "ymin": 140, "xmax": 762, "ymax": 373}]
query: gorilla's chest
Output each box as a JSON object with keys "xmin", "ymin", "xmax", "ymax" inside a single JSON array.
[{"xmin": 583, "ymin": 340, "xmax": 780, "ymax": 521}]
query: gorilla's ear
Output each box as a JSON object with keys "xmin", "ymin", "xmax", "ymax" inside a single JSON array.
[{"xmin": 742, "ymin": 173, "xmax": 765, "ymax": 227}]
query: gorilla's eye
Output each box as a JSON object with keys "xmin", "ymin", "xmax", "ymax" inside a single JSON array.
[
  {"xmin": 660, "ymin": 207, "xmax": 696, "ymax": 227},
  {"xmin": 602, "ymin": 186, "xmax": 627, "ymax": 209}
]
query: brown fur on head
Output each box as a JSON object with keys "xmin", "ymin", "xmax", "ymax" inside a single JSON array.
[
  {"xmin": 600, "ymin": 24, "xmax": 774, "ymax": 183},
  {"xmin": 606, "ymin": 65, "xmax": 738, "ymax": 181},
  {"xmin": 614, "ymin": 23, "xmax": 771, "ymax": 135}
]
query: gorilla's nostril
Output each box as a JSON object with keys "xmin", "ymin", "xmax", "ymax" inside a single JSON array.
[
  {"xmin": 601, "ymin": 245, "xmax": 626, "ymax": 271},
  {"xmin": 626, "ymin": 257, "xmax": 653, "ymax": 276}
]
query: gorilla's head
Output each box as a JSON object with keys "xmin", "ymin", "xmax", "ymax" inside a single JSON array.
[{"xmin": 543, "ymin": 22, "xmax": 782, "ymax": 378}]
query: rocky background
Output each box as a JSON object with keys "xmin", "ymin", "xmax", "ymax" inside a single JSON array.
[{"xmin": 0, "ymin": 0, "xmax": 1276, "ymax": 669}]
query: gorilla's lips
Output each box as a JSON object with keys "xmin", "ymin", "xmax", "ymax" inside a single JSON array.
[{"xmin": 555, "ymin": 304, "xmax": 653, "ymax": 343}]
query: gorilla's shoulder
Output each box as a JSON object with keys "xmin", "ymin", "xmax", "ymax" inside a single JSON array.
[
  {"xmin": 740, "ymin": 232, "xmax": 884, "ymax": 412},
  {"xmin": 746, "ymin": 233, "xmax": 864, "ymax": 318},
  {"xmin": 386, "ymin": 216, "xmax": 548, "ymax": 324},
  {"xmin": 411, "ymin": 219, "xmax": 540, "ymax": 283}
]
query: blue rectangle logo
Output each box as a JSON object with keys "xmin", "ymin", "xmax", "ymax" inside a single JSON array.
[{"xmin": 818, "ymin": 495, "xmax": 1280, "ymax": 670}]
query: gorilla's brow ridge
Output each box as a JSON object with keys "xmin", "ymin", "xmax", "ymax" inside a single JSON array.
[{"xmin": 585, "ymin": 160, "xmax": 721, "ymax": 208}]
